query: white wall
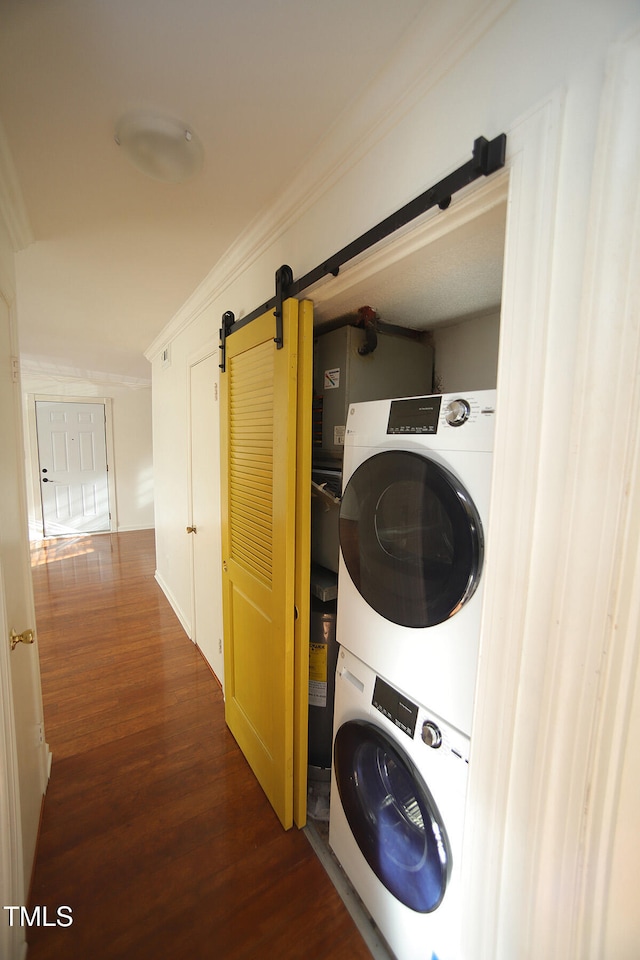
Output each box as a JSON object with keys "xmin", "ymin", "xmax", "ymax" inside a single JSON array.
[
  {"xmin": 433, "ymin": 311, "xmax": 501, "ymax": 393},
  {"xmin": 21, "ymin": 370, "xmax": 154, "ymax": 538},
  {"xmin": 147, "ymin": 2, "xmax": 640, "ymax": 957},
  {"xmin": 150, "ymin": 344, "xmax": 196, "ymax": 631}
]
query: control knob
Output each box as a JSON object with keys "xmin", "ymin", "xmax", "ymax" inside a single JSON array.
[
  {"xmin": 444, "ymin": 398, "xmax": 471, "ymax": 427},
  {"xmin": 422, "ymin": 720, "xmax": 442, "ymax": 749}
]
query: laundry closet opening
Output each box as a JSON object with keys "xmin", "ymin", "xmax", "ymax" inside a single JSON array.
[{"xmin": 305, "ymin": 177, "xmax": 508, "ymax": 829}]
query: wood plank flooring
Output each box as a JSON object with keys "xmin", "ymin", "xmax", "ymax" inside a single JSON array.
[{"xmin": 27, "ymin": 530, "xmax": 372, "ymax": 960}]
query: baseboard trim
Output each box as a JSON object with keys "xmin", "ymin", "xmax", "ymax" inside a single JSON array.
[
  {"xmin": 114, "ymin": 524, "xmax": 155, "ymax": 533},
  {"xmin": 154, "ymin": 570, "xmax": 192, "ymax": 637}
]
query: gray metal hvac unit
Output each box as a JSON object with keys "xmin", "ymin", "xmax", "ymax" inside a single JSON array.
[{"xmin": 313, "ymin": 324, "xmax": 434, "ymax": 466}]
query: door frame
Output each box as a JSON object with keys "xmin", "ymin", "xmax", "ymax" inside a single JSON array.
[
  {"xmin": 26, "ymin": 395, "xmax": 117, "ymax": 539},
  {"xmin": 0, "ymin": 555, "xmax": 28, "ymax": 960},
  {"xmin": 0, "ymin": 291, "xmax": 42, "ymax": 960}
]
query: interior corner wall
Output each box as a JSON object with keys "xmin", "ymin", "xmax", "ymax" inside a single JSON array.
[
  {"xmin": 432, "ymin": 311, "xmax": 501, "ymax": 393},
  {"xmin": 109, "ymin": 385, "xmax": 154, "ymax": 531},
  {"xmin": 0, "ymin": 212, "xmax": 15, "ymax": 304},
  {"xmin": 21, "ymin": 374, "xmax": 154, "ymax": 538}
]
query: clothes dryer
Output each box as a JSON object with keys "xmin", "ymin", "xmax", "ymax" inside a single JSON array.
[
  {"xmin": 337, "ymin": 391, "xmax": 495, "ymax": 736},
  {"xmin": 329, "ymin": 646, "xmax": 470, "ymax": 960}
]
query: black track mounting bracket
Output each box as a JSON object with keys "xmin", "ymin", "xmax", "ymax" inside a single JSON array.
[
  {"xmin": 218, "ymin": 310, "xmax": 235, "ymax": 373},
  {"xmin": 274, "ymin": 265, "xmax": 294, "ymax": 350}
]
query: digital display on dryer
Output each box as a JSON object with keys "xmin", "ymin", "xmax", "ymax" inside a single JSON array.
[
  {"xmin": 387, "ymin": 396, "xmax": 442, "ymax": 434},
  {"xmin": 372, "ymin": 677, "xmax": 418, "ymax": 738}
]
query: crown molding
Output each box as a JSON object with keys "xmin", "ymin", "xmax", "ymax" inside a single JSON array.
[
  {"xmin": 19, "ymin": 355, "xmax": 151, "ymax": 389},
  {"xmin": 145, "ymin": 0, "xmax": 514, "ymax": 362},
  {"xmin": 0, "ymin": 117, "xmax": 34, "ymax": 252}
]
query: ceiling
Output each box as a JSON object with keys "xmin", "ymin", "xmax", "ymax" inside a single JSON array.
[
  {"xmin": 312, "ymin": 200, "xmax": 507, "ymax": 332},
  {"xmin": 0, "ymin": 0, "xmax": 430, "ymax": 381}
]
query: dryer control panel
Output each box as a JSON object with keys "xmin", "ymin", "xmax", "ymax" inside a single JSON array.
[
  {"xmin": 385, "ymin": 392, "xmax": 496, "ymax": 438},
  {"xmin": 386, "ymin": 396, "xmax": 442, "ymax": 435},
  {"xmin": 345, "ymin": 388, "xmax": 496, "ymax": 453}
]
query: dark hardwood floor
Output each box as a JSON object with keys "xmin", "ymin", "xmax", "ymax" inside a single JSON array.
[{"xmin": 27, "ymin": 530, "xmax": 372, "ymax": 960}]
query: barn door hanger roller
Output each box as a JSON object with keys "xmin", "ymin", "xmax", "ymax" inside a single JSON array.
[{"xmin": 219, "ymin": 133, "xmax": 506, "ymax": 369}]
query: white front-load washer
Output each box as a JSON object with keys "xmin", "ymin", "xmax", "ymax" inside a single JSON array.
[
  {"xmin": 329, "ymin": 645, "xmax": 470, "ymax": 960},
  {"xmin": 337, "ymin": 391, "xmax": 496, "ymax": 736}
]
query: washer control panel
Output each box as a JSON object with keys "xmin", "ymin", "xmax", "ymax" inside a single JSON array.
[
  {"xmin": 371, "ymin": 675, "xmax": 471, "ymax": 762},
  {"xmin": 421, "ymin": 720, "xmax": 443, "ymax": 749},
  {"xmin": 372, "ymin": 676, "xmax": 418, "ymax": 738}
]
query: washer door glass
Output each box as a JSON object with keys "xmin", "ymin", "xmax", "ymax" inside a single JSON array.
[
  {"xmin": 334, "ymin": 719, "xmax": 451, "ymax": 913},
  {"xmin": 339, "ymin": 450, "xmax": 483, "ymax": 627}
]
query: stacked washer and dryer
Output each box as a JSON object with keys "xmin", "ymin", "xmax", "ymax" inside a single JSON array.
[{"xmin": 329, "ymin": 390, "xmax": 496, "ymax": 960}]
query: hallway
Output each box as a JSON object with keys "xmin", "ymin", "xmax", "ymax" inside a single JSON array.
[{"xmin": 27, "ymin": 530, "xmax": 371, "ymax": 960}]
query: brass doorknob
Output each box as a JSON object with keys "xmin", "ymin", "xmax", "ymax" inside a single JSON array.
[
  {"xmin": 10, "ymin": 628, "xmax": 35, "ymax": 652},
  {"xmin": 186, "ymin": 526, "xmax": 197, "ymax": 534}
]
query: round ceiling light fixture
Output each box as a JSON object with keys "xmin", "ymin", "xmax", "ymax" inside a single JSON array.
[{"xmin": 114, "ymin": 111, "xmax": 204, "ymax": 183}]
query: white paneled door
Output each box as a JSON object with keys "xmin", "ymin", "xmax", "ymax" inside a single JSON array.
[
  {"xmin": 189, "ymin": 351, "xmax": 224, "ymax": 687},
  {"xmin": 35, "ymin": 400, "xmax": 110, "ymax": 536}
]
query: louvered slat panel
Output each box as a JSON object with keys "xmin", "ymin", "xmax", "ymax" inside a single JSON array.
[{"xmin": 228, "ymin": 341, "xmax": 274, "ymax": 585}]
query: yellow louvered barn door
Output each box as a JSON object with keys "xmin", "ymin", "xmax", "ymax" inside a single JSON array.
[{"xmin": 220, "ymin": 298, "xmax": 312, "ymax": 830}]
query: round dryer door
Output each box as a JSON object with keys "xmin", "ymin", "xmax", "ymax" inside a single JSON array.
[
  {"xmin": 339, "ymin": 450, "xmax": 483, "ymax": 628},
  {"xmin": 334, "ymin": 719, "xmax": 452, "ymax": 913}
]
